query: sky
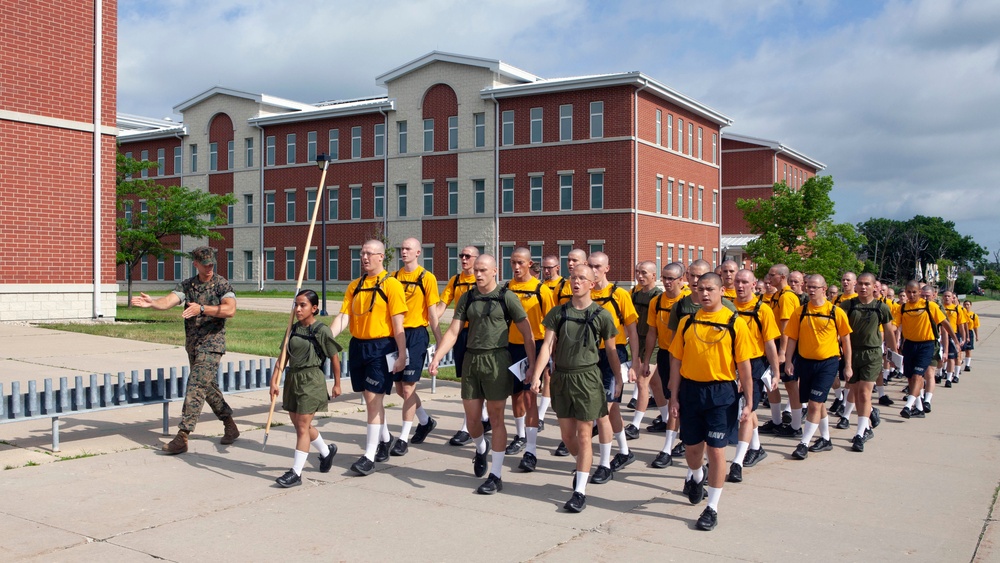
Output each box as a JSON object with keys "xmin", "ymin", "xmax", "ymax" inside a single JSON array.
[{"xmin": 117, "ymin": 0, "xmax": 1000, "ymax": 258}]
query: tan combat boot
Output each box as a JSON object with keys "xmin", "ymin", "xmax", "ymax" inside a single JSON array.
[
  {"xmin": 162, "ymin": 430, "xmax": 189, "ymax": 455},
  {"xmin": 220, "ymin": 417, "xmax": 240, "ymax": 445}
]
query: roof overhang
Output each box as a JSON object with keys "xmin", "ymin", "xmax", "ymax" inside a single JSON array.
[
  {"xmin": 117, "ymin": 113, "xmax": 186, "ymax": 142},
  {"xmin": 248, "ymin": 98, "xmax": 395, "ymax": 126},
  {"xmin": 173, "ymin": 86, "xmax": 315, "ymax": 114},
  {"xmin": 723, "ymin": 132, "xmax": 825, "ymax": 171},
  {"xmin": 721, "ymin": 234, "xmax": 759, "ymax": 248},
  {"xmin": 376, "ymin": 51, "xmax": 539, "ymax": 87}
]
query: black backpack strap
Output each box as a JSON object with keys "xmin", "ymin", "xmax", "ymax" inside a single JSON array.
[
  {"xmin": 595, "ymin": 283, "xmax": 624, "ymax": 326},
  {"xmin": 289, "ymin": 322, "xmax": 327, "ymax": 363},
  {"xmin": 737, "ymin": 298, "xmax": 764, "ymax": 335},
  {"xmin": 681, "ymin": 311, "xmax": 739, "ymax": 358},
  {"xmin": 394, "ymin": 267, "xmax": 427, "ymax": 297},
  {"xmin": 555, "ymin": 303, "xmax": 600, "ymax": 348}
]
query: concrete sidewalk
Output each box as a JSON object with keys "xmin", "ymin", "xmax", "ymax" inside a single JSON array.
[{"xmin": 1, "ymin": 302, "xmax": 999, "ymax": 561}]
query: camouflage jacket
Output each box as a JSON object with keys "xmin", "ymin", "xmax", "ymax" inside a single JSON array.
[{"xmin": 172, "ymin": 274, "xmax": 236, "ymax": 354}]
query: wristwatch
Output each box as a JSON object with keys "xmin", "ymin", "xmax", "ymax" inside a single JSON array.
[{"xmin": 200, "ymin": 305, "xmax": 205, "ymax": 315}]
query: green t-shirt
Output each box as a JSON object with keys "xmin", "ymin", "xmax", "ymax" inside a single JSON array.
[
  {"xmin": 841, "ymin": 297, "xmax": 892, "ymax": 350},
  {"xmin": 631, "ymin": 286, "xmax": 662, "ymax": 338},
  {"xmin": 455, "ymin": 286, "xmax": 527, "ymax": 351},
  {"xmin": 542, "ymin": 302, "xmax": 618, "ymax": 371},
  {"xmin": 666, "ymin": 293, "xmax": 737, "ymax": 332},
  {"xmin": 285, "ymin": 321, "xmax": 343, "ymax": 372}
]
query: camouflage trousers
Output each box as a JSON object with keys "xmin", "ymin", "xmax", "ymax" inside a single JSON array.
[{"xmin": 179, "ymin": 350, "xmax": 233, "ymax": 433}]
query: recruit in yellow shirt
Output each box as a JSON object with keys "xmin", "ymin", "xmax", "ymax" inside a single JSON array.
[
  {"xmin": 440, "ymin": 273, "xmax": 476, "ymax": 307},
  {"xmin": 393, "ymin": 266, "xmax": 441, "ymax": 328},
  {"xmin": 592, "ymin": 283, "xmax": 639, "ymax": 338},
  {"xmin": 669, "ymin": 309, "xmax": 754, "ymax": 382},
  {"xmin": 766, "ymin": 286, "xmax": 800, "ymax": 324},
  {"xmin": 893, "ymin": 298, "xmax": 947, "ymax": 342},
  {"xmin": 785, "ymin": 301, "xmax": 852, "ymax": 360},
  {"xmin": 734, "ymin": 296, "xmax": 781, "ymax": 358},
  {"xmin": 943, "ymin": 303, "xmax": 970, "ymax": 333},
  {"xmin": 505, "ymin": 277, "xmax": 555, "ymax": 343},
  {"xmin": 647, "ymin": 290, "xmax": 688, "ymax": 349},
  {"xmin": 340, "ymin": 272, "xmax": 408, "ymax": 340}
]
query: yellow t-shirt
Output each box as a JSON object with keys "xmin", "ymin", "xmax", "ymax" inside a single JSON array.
[
  {"xmin": 669, "ymin": 309, "xmax": 754, "ymax": 382},
  {"xmin": 440, "ymin": 273, "xmax": 476, "ymax": 307},
  {"xmin": 340, "ymin": 272, "xmax": 408, "ymax": 340},
  {"xmin": 967, "ymin": 311, "xmax": 980, "ymax": 331},
  {"xmin": 543, "ymin": 276, "xmax": 572, "ymax": 304},
  {"xmin": 393, "ymin": 266, "xmax": 441, "ymax": 328},
  {"xmin": 785, "ymin": 301, "xmax": 852, "ymax": 360},
  {"xmin": 647, "ymin": 290, "xmax": 688, "ymax": 349},
  {"xmin": 505, "ymin": 277, "xmax": 555, "ymax": 344},
  {"xmin": 591, "ymin": 283, "xmax": 639, "ymax": 339},
  {"xmin": 943, "ymin": 304, "xmax": 969, "ymax": 332},
  {"xmin": 735, "ymin": 296, "xmax": 781, "ymax": 358},
  {"xmin": 893, "ymin": 299, "xmax": 947, "ymax": 342},
  {"xmin": 834, "ymin": 293, "xmax": 858, "ymax": 307},
  {"xmin": 723, "ymin": 287, "xmax": 737, "ymax": 301},
  {"xmin": 766, "ymin": 286, "xmax": 799, "ymax": 324}
]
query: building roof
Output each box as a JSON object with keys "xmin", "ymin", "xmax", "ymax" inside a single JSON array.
[
  {"xmin": 247, "ymin": 96, "xmax": 394, "ymax": 126},
  {"xmin": 720, "ymin": 234, "xmax": 759, "ymax": 249},
  {"xmin": 375, "ymin": 51, "xmax": 540, "ymax": 87},
  {"xmin": 117, "ymin": 113, "xmax": 186, "ymax": 141},
  {"xmin": 723, "ymin": 132, "xmax": 825, "ymax": 171},
  {"xmin": 172, "ymin": 86, "xmax": 315, "ymax": 114}
]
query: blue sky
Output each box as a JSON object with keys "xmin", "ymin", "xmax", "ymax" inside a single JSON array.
[{"xmin": 118, "ymin": 0, "xmax": 1000, "ymax": 259}]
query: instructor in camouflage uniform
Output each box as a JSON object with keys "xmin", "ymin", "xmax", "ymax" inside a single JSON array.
[{"xmin": 131, "ymin": 246, "xmax": 240, "ymax": 454}]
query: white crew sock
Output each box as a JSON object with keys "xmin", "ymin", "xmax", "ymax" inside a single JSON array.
[
  {"xmin": 631, "ymin": 410, "xmax": 646, "ymax": 427},
  {"xmin": 415, "ymin": 406, "xmax": 430, "ymax": 425},
  {"xmin": 525, "ymin": 427, "xmax": 538, "ymax": 455},
  {"xmin": 460, "ymin": 416, "xmax": 469, "ymax": 433},
  {"xmin": 482, "ymin": 403, "xmax": 489, "ymax": 421},
  {"xmin": 380, "ymin": 422, "xmax": 390, "ymax": 442},
  {"xmin": 876, "ymin": 385, "xmax": 886, "ymax": 398},
  {"xmin": 400, "ymin": 421, "xmax": 413, "ymax": 443},
  {"xmin": 801, "ymin": 421, "xmax": 819, "ymax": 445},
  {"xmin": 474, "ymin": 433, "xmax": 487, "ymax": 454},
  {"xmin": 659, "ymin": 405, "xmax": 671, "ymax": 422},
  {"xmin": 490, "ymin": 451, "xmax": 505, "ymax": 477},
  {"xmin": 733, "ymin": 441, "xmax": 750, "ymax": 467},
  {"xmin": 791, "ymin": 408, "xmax": 803, "ymax": 430},
  {"xmin": 599, "ymin": 442, "xmax": 612, "ymax": 467},
  {"xmin": 538, "ymin": 396, "xmax": 551, "ymax": 420},
  {"xmin": 706, "ymin": 486, "xmax": 723, "ymax": 511},
  {"xmin": 856, "ymin": 417, "xmax": 870, "ymax": 437},
  {"xmin": 904, "ymin": 395, "xmax": 916, "ymax": 409},
  {"xmin": 782, "ymin": 402, "xmax": 791, "ymax": 413},
  {"xmin": 575, "ymin": 471, "xmax": 589, "ymax": 494},
  {"xmin": 311, "ymin": 435, "xmax": 330, "ymax": 457},
  {"xmin": 630, "ymin": 384, "xmax": 640, "ymax": 403},
  {"xmin": 663, "ymin": 430, "xmax": 677, "ymax": 453},
  {"xmin": 770, "ymin": 403, "xmax": 782, "ymax": 424},
  {"xmin": 515, "ymin": 416, "xmax": 526, "ymax": 438},
  {"xmin": 835, "ymin": 388, "xmax": 844, "ymax": 401},
  {"xmin": 689, "ymin": 465, "xmax": 704, "ymax": 483},
  {"xmin": 819, "ymin": 416, "xmax": 830, "ymax": 440},
  {"xmin": 965, "ymin": 358, "xmax": 972, "ymax": 368},
  {"xmin": 925, "ymin": 392, "xmax": 933, "ymax": 404},
  {"xmin": 364, "ymin": 424, "xmax": 380, "ymax": 461},
  {"xmin": 915, "ymin": 397, "xmax": 924, "ymax": 411},
  {"xmin": 750, "ymin": 428, "xmax": 761, "ymax": 450},
  {"xmin": 292, "ymin": 449, "xmax": 308, "ymax": 476},
  {"xmin": 615, "ymin": 430, "xmax": 630, "ymax": 455},
  {"xmin": 842, "ymin": 402, "xmax": 855, "ymax": 419}
]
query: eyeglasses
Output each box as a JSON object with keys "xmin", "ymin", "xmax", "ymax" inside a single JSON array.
[
  {"xmin": 459, "ymin": 253, "xmax": 476, "ymax": 259},
  {"xmin": 806, "ymin": 286, "xmax": 824, "ymax": 291},
  {"xmin": 662, "ymin": 276, "xmax": 680, "ymax": 282},
  {"xmin": 360, "ymin": 251, "xmax": 383, "ymax": 257},
  {"xmin": 542, "ymin": 265, "xmax": 556, "ymax": 269}
]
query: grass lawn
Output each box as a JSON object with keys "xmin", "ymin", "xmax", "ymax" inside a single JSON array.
[{"xmin": 46, "ymin": 308, "xmax": 458, "ymax": 380}]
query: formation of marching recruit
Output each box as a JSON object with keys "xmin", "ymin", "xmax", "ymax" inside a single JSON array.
[{"xmin": 132, "ymin": 243, "xmax": 979, "ymax": 532}]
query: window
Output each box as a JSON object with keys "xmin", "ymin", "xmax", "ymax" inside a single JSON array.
[
  {"xmin": 124, "ymin": 201, "xmax": 132, "ymax": 223},
  {"xmin": 351, "ymin": 126, "xmax": 361, "ymax": 159},
  {"xmin": 688, "ymin": 247, "xmax": 694, "ymax": 264},
  {"xmin": 374, "ymin": 185, "xmax": 384, "ymax": 218},
  {"xmin": 227, "ymin": 140, "xmax": 234, "ymax": 170},
  {"xmin": 530, "ymin": 245, "xmax": 543, "ymax": 268},
  {"xmin": 245, "ymin": 137, "xmax": 254, "ymax": 167},
  {"xmin": 699, "ymin": 247, "xmax": 704, "ymax": 260},
  {"xmin": 688, "ymin": 184, "xmax": 694, "ymax": 219},
  {"xmin": 667, "ymin": 179, "xmax": 673, "ymax": 215},
  {"xmin": 530, "ymin": 107, "xmax": 542, "ymax": 143},
  {"xmin": 397, "ymin": 184, "xmax": 407, "ymax": 217},
  {"xmin": 227, "ymin": 203, "xmax": 234, "ymax": 224},
  {"xmin": 173, "ymin": 146, "xmax": 181, "ymax": 175},
  {"xmin": 501, "ymin": 177, "xmax": 514, "ymax": 213},
  {"xmin": 559, "ymin": 244, "xmax": 571, "ymax": 274},
  {"xmin": 190, "ymin": 144, "xmax": 198, "ymax": 172},
  {"xmin": 266, "ymin": 136, "xmax": 275, "ymax": 166},
  {"xmin": 422, "ymin": 246, "xmax": 434, "ymax": 272},
  {"xmin": 287, "ymin": 134, "xmax": 296, "ymax": 164},
  {"xmin": 224, "ymin": 252, "xmax": 231, "ymax": 280},
  {"xmin": 697, "ymin": 127, "xmax": 703, "ymax": 160},
  {"xmin": 328, "ymin": 188, "xmax": 338, "ymax": 221},
  {"xmin": 668, "ymin": 245, "xmax": 674, "ymax": 263},
  {"xmin": 265, "ymin": 250, "xmax": 275, "ymax": 280},
  {"xmin": 125, "ymin": 151, "xmax": 132, "ymax": 179},
  {"xmin": 448, "ymin": 181, "xmax": 458, "ymax": 215},
  {"xmin": 173, "ymin": 258, "xmax": 181, "ymax": 281},
  {"xmin": 423, "ymin": 182, "xmax": 434, "ymax": 216},
  {"xmin": 590, "ymin": 242, "xmax": 604, "ymax": 255},
  {"xmin": 667, "ymin": 115, "xmax": 674, "ymax": 150},
  {"xmin": 712, "ymin": 191, "xmax": 718, "ymax": 223},
  {"xmin": 351, "ymin": 187, "xmax": 362, "ymax": 219},
  {"xmin": 140, "ymin": 258, "xmax": 148, "ymax": 281},
  {"xmin": 698, "ymin": 187, "xmax": 704, "ymax": 220},
  {"xmin": 474, "ymin": 113, "xmax": 485, "ymax": 147},
  {"xmin": 285, "ymin": 192, "xmax": 296, "ymax": 222},
  {"xmin": 374, "ymin": 124, "xmax": 384, "ymax": 157},
  {"xmin": 423, "ymin": 119, "xmax": 434, "ymax": 152},
  {"xmin": 656, "ymin": 110, "xmax": 662, "ymax": 145},
  {"xmin": 350, "ymin": 248, "xmax": 361, "ymax": 278},
  {"xmin": 140, "ymin": 201, "xmax": 147, "ymax": 223},
  {"xmin": 140, "ymin": 150, "xmax": 149, "ymax": 178},
  {"xmin": 397, "ymin": 121, "xmax": 407, "ymax": 154},
  {"xmin": 656, "ymin": 176, "xmax": 662, "ymax": 214},
  {"xmin": 590, "ymin": 172, "xmax": 604, "ymax": 209},
  {"xmin": 712, "ymin": 133, "xmax": 718, "ymax": 164},
  {"xmin": 687, "ymin": 123, "xmax": 693, "ymax": 156},
  {"xmin": 242, "ymin": 194, "xmax": 253, "ymax": 224},
  {"xmin": 656, "ymin": 245, "xmax": 662, "ymax": 276},
  {"xmin": 448, "ymin": 116, "xmax": 458, "ymax": 150},
  {"xmin": 209, "ymin": 143, "xmax": 218, "ymax": 171},
  {"xmin": 501, "ymin": 245, "xmax": 514, "ymax": 280},
  {"xmin": 530, "ymin": 176, "xmax": 543, "ymax": 212},
  {"xmin": 590, "ymin": 101, "xmax": 604, "ymax": 138},
  {"xmin": 713, "ymin": 250, "xmax": 718, "ymax": 267},
  {"xmin": 244, "ymin": 250, "xmax": 253, "ymax": 281},
  {"xmin": 677, "ymin": 181, "xmax": 684, "ymax": 217},
  {"xmin": 265, "ymin": 193, "xmax": 275, "ymax": 223},
  {"xmin": 328, "ymin": 129, "xmax": 339, "ymax": 160},
  {"xmin": 157, "ymin": 148, "xmax": 165, "ymax": 175},
  {"xmin": 559, "ymin": 104, "xmax": 572, "ymax": 141},
  {"xmin": 448, "ymin": 246, "xmax": 459, "ymax": 278},
  {"xmin": 474, "ymin": 179, "xmax": 485, "ymax": 214},
  {"xmin": 677, "ymin": 119, "xmax": 683, "ymax": 153},
  {"xmin": 560, "ymin": 174, "xmax": 573, "ymax": 211},
  {"xmin": 501, "ymin": 110, "xmax": 514, "ymax": 146},
  {"xmin": 307, "ymin": 131, "xmax": 317, "ymax": 162},
  {"xmin": 307, "ymin": 249, "xmax": 317, "ymax": 280},
  {"xmin": 286, "ymin": 250, "xmax": 296, "ymax": 280},
  {"xmin": 307, "ymin": 190, "xmax": 317, "ymax": 219},
  {"xmin": 327, "ymin": 248, "xmax": 339, "ymax": 281},
  {"xmin": 678, "ymin": 245, "xmax": 684, "ymax": 264}
]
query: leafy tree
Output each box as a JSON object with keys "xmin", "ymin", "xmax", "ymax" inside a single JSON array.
[
  {"xmin": 982, "ymin": 270, "xmax": 1000, "ymax": 296},
  {"xmin": 737, "ymin": 177, "xmax": 865, "ymax": 282},
  {"xmin": 117, "ymin": 151, "xmax": 236, "ymax": 304},
  {"xmin": 858, "ymin": 216, "xmax": 986, "ymax": 284},
  {"xmin": 954, "ymin": 271, "xmax": 973, "ymax": 294}
]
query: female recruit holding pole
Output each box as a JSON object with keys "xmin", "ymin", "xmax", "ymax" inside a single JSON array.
[{"xmin": 271, "ymin": 289, "xmax": 343, "ymax": 487}]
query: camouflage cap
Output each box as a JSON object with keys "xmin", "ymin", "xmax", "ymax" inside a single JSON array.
[{"xmin": 191, "ymin": 246, "xmax": 216, "ymax": 265}]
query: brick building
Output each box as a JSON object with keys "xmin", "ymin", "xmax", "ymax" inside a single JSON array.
[
  {"xmin": 719, "ymin": 132, "xmax": 825, "ymax": 267},
  {"xmin": 1, "ymin": 0, "xmax": 118, "ymax": 321},
  {"xmin": 118, "ymin": 52, "xmax": 737, "ymax": 290}
]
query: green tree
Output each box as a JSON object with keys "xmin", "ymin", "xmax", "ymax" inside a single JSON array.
[
  {"xmin": 982, "ymin": 270, "xmax": 1000, "ymax": 296},
  {"xmin": 117, "ymin": 152, "xmax": 236, "ymax": 304},
  {"xmin": 737, "ymin": 177, "xmax": 865, "ymax": 282},
  {"xmin": 858, "ymin": 216, "xmax": 986, "ymax": 284}
]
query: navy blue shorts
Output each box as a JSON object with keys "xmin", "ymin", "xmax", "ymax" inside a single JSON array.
[
  {"xmin": 947, "ymin": 338, "xmax": 960, "ymax": 360},
  {"xmin": 453, "ymin": 327, "xmax": 469, "ymax": 378},
  {"xmin": 678, "ymin": 378, "xmax": 739, "ymax": 448},
  {"xmin": 393, "ymin": 326, "xmax": 429, "ymax": 383},
  {"xmin": 902, "ymin": 340, "xmax": 935, "ymax": 378},
  {"xmin": 598, "ymin": 344, "xmax": 630, "ymax": 402},
  {"xmin": 509, "ymin": 339, "xmax": 544, "ymax": 394},
  {"xmin": 749, "ymin": 356, "xmax": 768, "ymax": 411},
  {"xmin": 348, "ymin": 337, "xmax": 396, "ymax": 394},
  {"xmin": 795, "ymin": 356, "xmax": 839, "ymax": 404},
  {"xmin": 963, "ymin": 333, "xmax": 975, "ymax": 351},
  {"xmin": 656, "ymin": 348, "xmax": 673, "ymax": 400},
  {"xmin": 779, "ymin": 350, "xmax": 799, "ymax": 382}
]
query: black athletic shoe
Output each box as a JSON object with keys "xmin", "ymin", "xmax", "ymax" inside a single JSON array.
[
  {"xmin": 791, "ymin": 443, "xmax": 809, "ymax": 460},
  {"xmin": 870, "ymin": 407, "xmax": 881, "ymax": 428},
  {"xmin": 389, "ymin": 439, "xmax": 408, "ymax": 457},
  {"xmin": 775, "ymin": 423, "xmax": 802, "ymax": 438},
  {"xmin": 782, "ymin": 411, "xmax": 792, "ymax": 425},
  {"xmin": 829, "ymin": 398, "xmax": 844, "ymax": 417},
  {"xmin": 590, "ymin": 465, "xmax": 613, "ymax": 484},
  {"xmin": 350, "ymin": 455, "xmax": 375, "ymax": 476},
  {"xmin": 592, "ymin": 424, "xmax": 599, "ymax": 437},
  {"xmin": 965, "ymin": 365, "xmax": 971, "ymax": 372},
  {"xmin": 410, "ymin": 417, "xmax": 437, "ymax": 445},
  {"xmin": 945, "ymin": 380, "xmax": 952, "ymax": 388},
  {"xmin": 449, "ymin": 430, "xmax": 472, "ymax": 446},
  {"xmin": 481, "ymin": 420, "xmax": 492, "ymax": 434},
  {"xmin": 476, "ymin": 473, "xmax": 503, "ymax": 495},
  {"xmin": 759, "ymin": 420, "xmax": 780, "ymax": 435},
  {"xmin": 923, "ymin": 401, "xmax": 932, "ymax": 413},
  {"xmin": 762, "ymin": 396, "xmax": 770, "ymax": 408},
  {"xmin": 878, "ymin": 395, "xmax": 895, "ymax": 406},
  {"xmin": 651, "ymin": 451, "xmax": 673, "ymax": 468},
  {"xmin": 554, "ymin": 441, "xmax": 570, "ymax": 457},
  {"xmin": 808, "ymin": 437, "xmax": 833, "ymax": 452},
  {"xmin": 836, "ymin": 417, "xmax": 850, "ymax": 430},
  {"xmin": 696, "ymin": 506, "xmax": 718, "ymax": 531},
  {"xmin": 624, "ymin": 424, "xmax": 640, "ymax": 440},
  {"xmin": 518, "ymin": 451, "xmax": 537, "ymax": 472},
  {"xmin": 564, "ymin": 491, "xmax": 587, "ymax": 513},
  {"xmin": 744, "ymin": 447, "xmax": 767, "ymax": 468},
  {"xmin": 318, "ymin": 443, "xmax": 337, "ymax": 473},
  {"xmin": 900, "ymin": 407, "xmax": 912, "ymax": 419},
  {"xmin": 647, "ymin": 419, "xmax": 667, "ymax": 433},
  {"xmin": 935, "ymin": 375, "xmax": 942, "ymax": 384},
  {"xmin": 375, "ymin": 434, "xmax": 394, "ymax": 463},
  {"xmin": 610, "ymin": 451, "xmax": 636, "ymax": 472},
  {"xmin": 685, "ymin": 475, "xmax": 706, "ymax": 504},
  {"xmin": 671, "ymin": 443, "xmax": 686, "ymax": 457},
  {"xmin": 626, "ymin": 398, "xmax": 638, "ymax": 410},
  {"xmin": 911, "ymin": 408, "xmax": 925, "ymax": 418},
  {"xmin": 726, "ymin": 462, "xmax": 743, "ymax": 483},
  {"xmin": 275, "ymin": 469, "xmax": 302, "ymax": 488},
  {"xmin": 851, "ymin": 434, "xmax": 865, "ymax": 452},
  {"xmin": 648, "ymin": 397, "xmax": 658, "ymax": 409},
  {"xmin": 505, "ymin": 436, "xmax": 526, "ymax": 455},
  {"xmin": 863, "ymin": 428, "xmax": 875, "ymax": 442},
  {"xmin": 472, "ymin": 439, "xmax": 491, "ymax": 478},
  {"xmin": 954, "ymin": 375, "xmax": 960, "ymax": 384},
  {"xmin": 538, "ymin": 420, "xmax": 545, "ymax": 432}
]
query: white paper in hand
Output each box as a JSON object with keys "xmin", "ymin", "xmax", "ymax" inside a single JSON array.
[
  {"xmin": 620, "ymin": 360, "xmax": 633, "ymax": 379},
  {"xmin": 386, "ymin": 350, "xmax": 411, "ymax": 371},
  {"xmin": 508, "ymin": 357, "xmax": 529, "ymax": 382},
  {"xmin": 889, "ymin": 351, "xmax": 903, "ymax": 370},
  {"xmin": 761, "ymin": 367, "xmax": 773, "ymax": 393},
  {"xmin": 426, "ymin": 344, "xmax": 436, "ymax": 358}
]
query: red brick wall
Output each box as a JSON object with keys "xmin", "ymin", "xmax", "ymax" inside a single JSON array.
[
  {"xmin": 637, "ymin": 215, "xmax": 720, "ymax": 266},
  {"xmin": 721, "ymin": 186, "xmax": 774, "ymax": 235},
  {"xmin": 721, "ymin": 146, "xmax": 774, "ymax": 188},
  {"xmin": 421, "ymin": 218, "xmax": 456, "ymax": 280},
  {"xmin": 422, "ymin": 84, "xmax": 459, "ymax": 153},
  {"xmin": 119, "ymin": 138, "xmax": 183, "ymax": 176},
  {"xmin": 499, "ymin": 213, "xmax": 634, "ymax": 281},
  {"xmin": 497, "ymin": 86, "xmax": 634, "ymax": 144},
  {"xmin": 209, "ymin": 113, "xmax": 235, "ymax": 171}
]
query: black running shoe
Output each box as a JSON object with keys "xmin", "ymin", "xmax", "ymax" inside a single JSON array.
[
  {"xmin": 775, "ymin": 424, "xmax": 802, "ymax": 438},
  {"xmin": 375, "ymin": 434, "xmax": 394, "ymax": 463},
  {"xmin": 726, "ymin": 462, "xmax": 743, "ymax": 483},
  {"xmin": 651, "ymin": 451, "xmax": 673, "ymax": 468},
  {"xmin": 911, "ymin": 408, "xmax": 925, "ymax": 418},
  {"xmin": 626, "ymin": 398, "xmax": 638, "ymax": 410},
  {"xmin": 744, "ymin": 447, "xmax": 767, "ymax": 467},
  {"xmin": 518, "ymin": 451, "xmax": 537, "ymax": 472},
  {"xmin": 564, "ymin": 491, "xmax": 587, "ymax": 513},
  {"xmin": 624, "ymin": 424, "xmax": 640, "ymax": 440},
  {"xmin": 275, "ymin": 469, "xmax": 302, "ymax": 488},
  {"xmin": 900, "ymin": 407, "xmax": 912, "ymax": 419},
  {"xmin": 389, "ymin": 439, "xmax": 408, "ymax": 457},
  {"xmin": 553, "ymin": 441, "xmax": 570, "ymax": 457},
  {"xmin": 851, "ymin": 434, "xmax": 865, "ymax": 452},
  {"xmin": 646, "ymin": 419, "xmax": 667, "ymax": 433},
  {"xmin": 671, "ymin": 443, "xmax": 686, "ymax": 457},
  {"xmin": 829, "ymin": 398, "xmax": 843, "ymax": 416},
  {"xmin": 473, "ymin": 438, "xmax": 491, "ymax": 478},
  {"xmin": 870, "ymin": 407, "xmax": 881, "ymax": 428},
  {"xmin": 350, "ymin": 455, "xmax": 375, "ymax": 476},
  {"xmin": 318, "ymin": 443, "xmax": 337, "ymax": 473},
  {"xmin": 449, "ymin": 430, "xmax": 472, "ymax": 446},
  {"xmin": 590, "ymin": 465, "xmax": 613, "ymax": 484},
  {"xmin": 610, "ymin": 451, "xmax": 635, "ymax": 472},
  {"xmin": 944, "ymin": 379, "xmax": 952, "ymax": 388},
  {"xmin": 759, "ymin": 420, "xmax": 780, "ymax": 435},
  {"xmin": 878, "ymin": 395, "xmax": 895, "ymax": 406},
  {"xmin": 410, "ymin": 417, "xmax": 437, "ymax": 445},
  {"xmin": 505, "ymin": 436, "xmax": 526, "ymax": 455},
  {"xmin": 782, "ymin": 411, "xmax": 792, "ymax": 425},
  {"xmin": 923, "ymin": 401, "xmax": 932, "ymax": 414},
  {"xmin": 476, "ymin": 473, "xmax": 503, "ymax": 495},
  {"xmin": 791, "ymin": 443, "xmax": 808, "ymax": 460},
  {"xmin": 965, "ymin": 366, "xmax": 971, "ymax": 372},
  {"xmin": 863, "ymin": 428, "xmax": 874, "ymax": 442},
  {"xmin": 696, "ymin": 506, "xmax": 718, "ymax": 531},
  {"xmin": 685, "ymin": 475, "xmax": 706, "ymax": 504},
  {"xmin": 482, "ymin": 420, "xmax": 492, "ymax": 434},
  {"xmin": 808, "ymin": 437, "xmax": 833, "ymax": 452},
  {"xmin": 836, "ymin": 417, "xmax": 850, "ymax": 430},
  {"xmin": 935, "ymin": 375, "xmax": 942, "ymax": 384}
]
